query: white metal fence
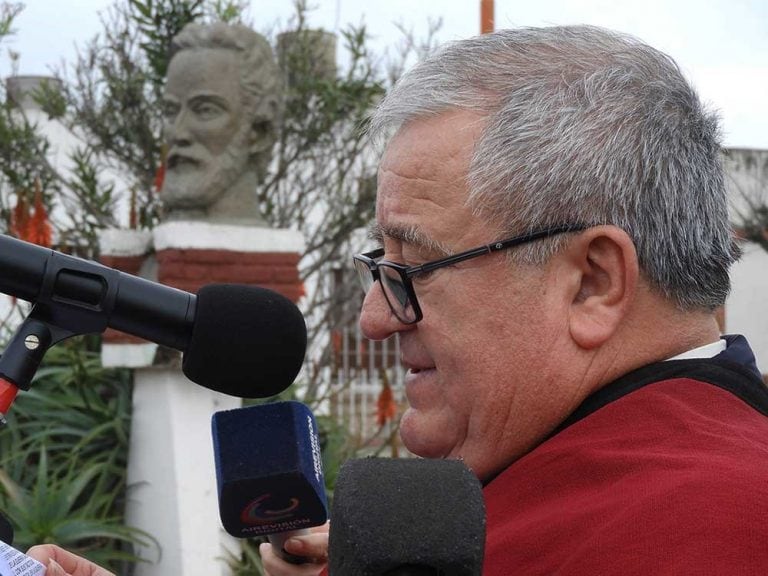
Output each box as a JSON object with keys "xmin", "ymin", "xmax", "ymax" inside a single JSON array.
[{"xmin": 328, "ymin": 326, "xmax": 408, "ymax": 451}]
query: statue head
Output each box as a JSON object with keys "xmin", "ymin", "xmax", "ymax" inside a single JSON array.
[{"xmin": 161, "ymin": 23, "xmax": 282, "ymax": 224}]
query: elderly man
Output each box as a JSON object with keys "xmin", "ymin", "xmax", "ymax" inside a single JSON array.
[
  {"xmin": 160, "ymin": 22, "xmax": 281, "ymax": 224},
  {"xmin": 259, "ymin": 24, "xmax": 768, "ymax": 576},
  {"xmin": 29, "ymin": 23, "xmax": 768, "ymax": 576}
]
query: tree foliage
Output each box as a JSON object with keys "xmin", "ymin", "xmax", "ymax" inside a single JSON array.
[
  {"xmin": 51, "ymin": 0, "xmax": 408, "ymax": 406},
  {"xmin": 726, "ymin": 149, "xmax": 768, "ymax": 253},
  {"xmin": 0, "ymin": 3, "xmax": 56, "ymax": 239},
  {"xmin": 0, "ymin": 1, "xmax": 21, "ymax": 38},
  {"xmin": 0, "ymin": 0, "xmax": 441, "ymax": 570}
]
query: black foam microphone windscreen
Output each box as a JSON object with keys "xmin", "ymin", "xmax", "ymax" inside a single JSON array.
[
  {"xmin": 183, "ymin": 285, "xmax": 307, "ymax": 398},
  {"xmin": 329, "ymin": 458, "xmax": 486, "ymax": 576}
]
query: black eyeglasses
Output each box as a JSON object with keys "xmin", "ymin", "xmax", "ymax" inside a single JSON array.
[{"xmin": 353, "ymin": 224, "xmax": 586, "ymax": 324}]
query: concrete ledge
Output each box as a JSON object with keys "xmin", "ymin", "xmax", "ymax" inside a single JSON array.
[
  {"xmin": 153, "ymin": 221, "xmax": 305, "ymax": 253},
  {"xmin": 99, "ymin": 229, "xmax": 153, "ymax": 257},
  {"xmin": 101, "ymin": 342, "xmax": 158, "ymax": 368}
]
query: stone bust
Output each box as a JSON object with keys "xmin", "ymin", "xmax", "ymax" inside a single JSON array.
[{"xmin": 160, "ymin": 23, "xmax": 282, "ymax": 224}]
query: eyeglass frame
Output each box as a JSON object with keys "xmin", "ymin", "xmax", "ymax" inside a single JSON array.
[{"xmin": 353, "ymin": 223, "xmax": 588, "ymax": 325}]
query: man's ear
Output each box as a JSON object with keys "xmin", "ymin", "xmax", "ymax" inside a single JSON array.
[
  {"xmin": 248, "ymin": 97, "xmax": 280, "ymax": 155},
  {"xmin": 564, "ymin": 225, "xmax": 639, "ymax": 350},
  {"xmin": 248, "ymin": 118, "xmax": 276, "ymax": 155}
]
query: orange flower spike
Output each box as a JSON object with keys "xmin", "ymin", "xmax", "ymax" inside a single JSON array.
[
  {"xmin": 28, "ymin": 179, "xmax": 52, "ymax": 247},
  {"xmin": 331, "ymin": 330, "xmax": 343, "ymax": 354},
  {"xmin": 154, "ymin": 162, "xmax": 166, "ymax": 193},
  {"xmin": 376, "ymin": 380, "xmax": 397, "ymax": 427}
]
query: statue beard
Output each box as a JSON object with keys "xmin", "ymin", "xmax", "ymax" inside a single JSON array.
[{"xmin": 161, "ymin": 128, "xmax": 252, "ymax": 212}]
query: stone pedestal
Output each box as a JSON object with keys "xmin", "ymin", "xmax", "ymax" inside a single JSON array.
[
  {"xmin": 153, "ymin": 223, "xmax": 304, "ymax": 300},
  {"xmin": 99, "ymin": 222, "xmax": 305, "ymax": 576}
]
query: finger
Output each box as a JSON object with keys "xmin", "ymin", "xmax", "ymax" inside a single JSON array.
[
  {"xmin": 308, "ymin": 521, "xmax": 330, "ymax": 535},
  {"xmin": 259, "ymin": 542, "xmax": 325, "ymax": 576},
  {"xmin": 27, "ymin": 545, "xmax": 115, "ymax": 576},
  {"xmin": 46, "ymin": 559, "xmax": 68, "ymax": 576},
  {"xmin": 283, "ymin": 532, "xmax": 330, "ymax": 563}
]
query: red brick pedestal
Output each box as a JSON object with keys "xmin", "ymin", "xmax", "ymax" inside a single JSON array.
[{"xmin": 99, "ymin": 221, "xmax": 305, "ymax": 366}]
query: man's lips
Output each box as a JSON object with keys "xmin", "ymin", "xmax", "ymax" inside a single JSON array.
[
  {"xmin": 403, "ymin": 365, "xmax": 438, "ymax": 408},
  {"xmin": 401, "ymin": 345, "xmax": 436, "ymax": 383},
  {"xmin": 404, "ymin": 362, "xmax": 436, "ymax": 378},
  {"xmin": 167, "ymin": 154, "xmax": 202, "ymax": 169},
  {"xmin": 402, "ymin": 357, "xmax": 435, "ymax": 373},
  {"xmin": 401, "ymin": 350, "xmax": 436, "ymax": 376},
  {"xmin": 407, "ymin": 367, "xmax": 434, "ymax": 374}
]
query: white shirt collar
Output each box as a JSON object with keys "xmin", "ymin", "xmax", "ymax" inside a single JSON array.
[{"xmin": 665, "ymin": 339, "xmax": 726, "ymax": 361}]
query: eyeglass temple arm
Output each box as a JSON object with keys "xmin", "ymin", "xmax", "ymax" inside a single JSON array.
[
  {"xmin": 413, "ymin": 225, "xmax": 586, "ymax": 276},
  {"xmin": 415, "ymin": 246, "xmax": 493, "ymax": 275}
]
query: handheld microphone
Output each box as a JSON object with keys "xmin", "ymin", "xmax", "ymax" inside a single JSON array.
[
  {"xmin": 0, "ymin": 511, "xmax": 12, "ymax": 545},
  {"xmin": 211, "ymin": 401, "xmax": 328, "ymax": 563},
  {"xmin": 328, "ymin": 458, "xmax": 486, "ymax": 576},
  {"xmin": 0, "ymin": 234, "xmax": 307, "ymax": 401}
]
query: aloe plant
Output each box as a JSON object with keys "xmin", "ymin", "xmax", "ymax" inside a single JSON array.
[
  {"xmin": 0, "ymin": 447, "xmax": 154, "ymax": 566},
  {"xmin": 0, "ymin": 337, "xmax": 156, "ymax": 571}
]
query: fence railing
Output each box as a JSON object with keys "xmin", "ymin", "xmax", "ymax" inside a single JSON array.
[{"xmin": 328, "ymin": 326, "xmax": 409, "ymax": 454}]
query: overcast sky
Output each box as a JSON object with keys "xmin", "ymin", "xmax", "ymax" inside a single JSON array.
[{"xmin": 2, "ymin": 0, "xmax": 767, "ymax": 149}]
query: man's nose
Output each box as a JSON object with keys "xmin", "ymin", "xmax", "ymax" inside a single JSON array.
[
  {"xmin": 165, "ymin": 109, "xmax": 193, "ymax": 145},
  {"xmin": 358, "ymin": 284, "xmax": 412, "ymax": 341}
]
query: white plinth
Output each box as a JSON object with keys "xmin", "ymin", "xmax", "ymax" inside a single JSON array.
[
  {"xmin": 100, "ymin": 221, "xmax": 307, "ymax": 575},
  {"xmin": 101, "ymin": 342, "xmax": 158, "ymax": 368},
  {"xmin": 153, "ymin": 221, "xmax": 305, "ymax": 253},
  {"xmin": 126, "ymin": 368, "xmax": 241, "ymax": 576}
]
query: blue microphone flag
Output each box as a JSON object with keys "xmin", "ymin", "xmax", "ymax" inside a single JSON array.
[{"xmin": 211, "ymin": 401, "xmax": 328, "ymax": 538}]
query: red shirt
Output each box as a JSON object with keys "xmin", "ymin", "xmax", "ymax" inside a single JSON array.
[{"xmin": 484, "ymin": 374, "xmax": 768, "ymax": 575}]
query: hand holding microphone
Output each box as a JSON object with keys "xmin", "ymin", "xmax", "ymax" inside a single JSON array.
[
  {"xmin": 211, "ymin": 401, "xmax": 329, "ymax": 566},
  {"xmin": 219, "ymin": 442, "xmax": 487, "ymax": 576},
  {"xmin": 258, "ymin": 526, "xmax": 329, "ymax": 576}
]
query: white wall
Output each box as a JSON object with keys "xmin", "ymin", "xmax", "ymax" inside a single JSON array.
[
  {"xmin": 724, "ymin": 148, "xmax": 768, "ymax": 375},
  {"xmin": 727, "ymin": 242, "xmax": 768, "ymax": 373}
]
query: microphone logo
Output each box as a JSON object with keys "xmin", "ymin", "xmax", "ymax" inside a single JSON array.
[{"xmin": 241, "ymin": 494, "xmax": 301, "ymax": 525}]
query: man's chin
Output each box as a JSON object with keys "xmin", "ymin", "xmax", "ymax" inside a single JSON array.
[
  {"xmin": 399, "ymin": 408, "xmax": 456, "ymax": 459},
  {"xmin": 162, "ymin": 177, "xmax": 216, "ymax": 207}
]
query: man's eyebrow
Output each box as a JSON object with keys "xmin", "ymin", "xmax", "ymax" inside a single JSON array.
[
  {"xmin": 187, "ymin": 92, "xmax": 230, "ymax": 107},
  {"xmin": 368, "ymin": 223, "xmax": 452, "ymax": 256}
]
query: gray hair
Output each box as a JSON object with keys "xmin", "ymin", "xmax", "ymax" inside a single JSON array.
[
  {"xmin": 171, "ymin": 22, "xmax": 282, "ymax": 130},
  {"xmin": 369, "ymin": 25, "xmax": 740, "ymax": 310}
]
